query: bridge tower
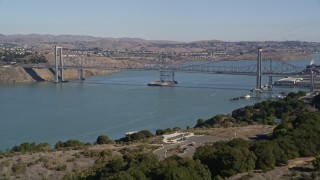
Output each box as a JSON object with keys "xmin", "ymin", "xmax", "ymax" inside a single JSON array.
[
  {"xmin": 158, "ymin": 53, "xmax": 176, "ymax": 83},
  {"xmin": 54, "ymin": 46, "xmax": 64, "ymax": 82},
  {"xmin": 256, "ymin": 48, "xmax": 262, "ymax": 89},
  {"xmin": 78, "ymin": 68, "xmax": 85, "ymax": 80},
  {"xmin": 160, "ymin": 70, "xmax": 175, "ymax": 82},
  {"xmin": 310, "ymin": 67, "xmax": 315, "ymax": 92},
  {"xmin": 268, "ymin": 58, "xmax": 273, "ymax": 87}
]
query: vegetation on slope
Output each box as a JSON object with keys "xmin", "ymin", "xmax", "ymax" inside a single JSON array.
[
  {"xmin": 67, "ymin": 147, "xmax": 211, "ymax": 180},
  {"xmin": 192, "ymin": 92, "xmax": 320, "ymax": 179},
  {"xmin": 195, "ymin": 91, "xmax": 307, "ymax": 128},
  {"xmin": 0, "ymin": 51, "xmax": 47, "ymax": 64},
  {"xmin": 2, "ymin": 91, "xmax": 320, "ymax": 179}
]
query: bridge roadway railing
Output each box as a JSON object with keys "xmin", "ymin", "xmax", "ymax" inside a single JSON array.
[{"xmin": 22, "ymin": 60, "xmax": 305, "ymax": 77}]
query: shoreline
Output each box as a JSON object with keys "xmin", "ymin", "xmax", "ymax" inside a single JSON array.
[
  {"xmin": 0, "ymin": 66, "xmax": 116, "ymax": 84},
  {"xmin": 0, "ymin": 91, "xmax": 317, "ymax": 179}
]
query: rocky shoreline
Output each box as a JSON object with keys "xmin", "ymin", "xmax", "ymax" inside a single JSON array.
[{"xmin": 0, "ymin": 66, "xmax": 115, "ymax": 84}]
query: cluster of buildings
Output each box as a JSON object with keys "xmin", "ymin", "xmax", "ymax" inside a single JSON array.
[
  {"xmin": 153, "ymin": 41, "xmax": 320, "ymax": 54},
  {"xmin": 56, "ymin": 48, "xmax": 247, "ymax": 60},
  {"xmin": 1, "ymin": 40, "xmax": 319, "ymax": 63},
  {"xmin": 0, "ymin": 43, "xmax": 34, "ymax": 56},
  {"xmin": 69, "ymin": 41, "xmax": 320, "ymax": 60}
]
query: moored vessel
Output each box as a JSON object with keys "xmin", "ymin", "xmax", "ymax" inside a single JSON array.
[{"xmin": 147, "ymin": 81, "xmax": 178, "ymax": 86}]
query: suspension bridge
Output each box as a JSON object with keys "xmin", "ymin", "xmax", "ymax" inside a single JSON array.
[{"xmin": 24, "ymin": 46, "xmax": 311, "ymax": 90}]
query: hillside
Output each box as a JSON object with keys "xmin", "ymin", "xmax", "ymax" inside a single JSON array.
[
  {"xmin": 0, "ymin": 66, "xmax": 115, "ymax": 83},
  {"xmin": 1, "ymin": 34, "xmax": 319, "ymax": 55},
  {"xmin": 0, "ymin": 66, "xmax": 35, "ymax": 83},
  {"xmin": 1, "ymin": 92, "xmax": 320, "ymax": 179},
  {"xmin": 0, "ymin": 125, "xmax": 274, "ymax": 179}
]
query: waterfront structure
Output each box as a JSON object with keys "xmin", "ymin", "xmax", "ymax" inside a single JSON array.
[
  {"xmin": 54, "ymin": 46, "xmax": 63, "ymax": 82},
  {"xmin": 256, "ymin": 48, "xmax": 262, "ymax": 90},
  {"xmin": 27, "ymin": 47, "xmax": 315, "ymax": 89},
  {"xmin": 274, "ymin": 77, "xmax": 303, "ymax": 86},
  {"xmin": 54, "ymin": 46, "xmax": 84, "ymax": 82}
]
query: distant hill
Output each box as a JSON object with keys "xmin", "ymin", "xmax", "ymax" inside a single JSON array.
[
  {"xmin": 0, "ymin": 34, "xmax": 103, "ymax": 43},
  {"xmin": 0, "ymin": 34, "xmax": 185, "ymax": 51},
  {"xmin": 0, "ymin": 34, "xmax": 181, "ymax": 44},
  {"xmin": 0, "ymin": 34, "xmax": 319, "ymax": 56}
]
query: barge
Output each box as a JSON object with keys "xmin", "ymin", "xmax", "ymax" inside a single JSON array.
[{"xmin": 147, "ymin": 81, "xmax": 178, "ymax": 86}]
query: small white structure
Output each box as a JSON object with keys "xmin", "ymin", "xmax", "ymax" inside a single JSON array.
[
  {"xmin": 162, "ymin": 132, "xmax": 194, "ymax": 144},
  {"xmin": 126, "ymin": 131, "xmax": 138, "ymax": 135},
  {"xmin": 274, "ymin": 77, "xmax": 303, "ymax": 86}
]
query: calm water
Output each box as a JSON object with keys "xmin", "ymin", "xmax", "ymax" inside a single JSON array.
[{"xmin": 0, "ymin": 60, "xmax": 311, "ymax": 150}]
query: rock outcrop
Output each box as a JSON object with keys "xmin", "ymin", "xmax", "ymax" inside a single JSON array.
[
  {"xmin": 0, "ymin": 66, "xmax": 115, "ymax": 83},
  {"xmin": 0, "ymin": 66, "xmax": 35, "ymax": 83}
]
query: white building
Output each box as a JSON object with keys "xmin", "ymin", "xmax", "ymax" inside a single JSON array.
[{"xmin": 274, "ymin": 77, "xmax": 303, "ymax": 86}]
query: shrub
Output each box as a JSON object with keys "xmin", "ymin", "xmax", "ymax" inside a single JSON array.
[
  {"xmin": 54, "ymin": 140, "xmax": 89, "ymax": 150},
  {"xmin": 10, "ymin": 142, "xmax": 51, "ymax": 153},
  {"xmin": 312, "ymin": 156, "xmax": 320, "ymax": 171},
  {"xmin": 12, "ymin": 163, "xmax": 27, "ymax": 174},
  {"xmin": 96, "ymin": 135, "xmax": 113, "ymax": 144},
  {"xmin": 194, "ymin": 140, "xmax": 256, "ymax": 178},
  {"xmin": 57, "ymin": 164, "xmax": 67, "ymax": 171},
  {"xmin": 119, "ymin": 130, "xmax": 154, "ymax": 142},
  {"xmin": 156, "ymin": 128, "xmax": 173, "ymax": 135},
  {"xmin": 81, "ymin": 149, "xmax": 101, "ymax": 158}
]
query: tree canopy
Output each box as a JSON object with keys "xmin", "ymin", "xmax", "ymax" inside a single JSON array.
[{"xmin": 96, "ymin": 135, "xmax": 113, "ymax": 144}]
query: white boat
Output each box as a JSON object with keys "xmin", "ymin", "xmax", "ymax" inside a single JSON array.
[
  {"xmin": 250, "ymin": 88, "xmax": 262, "ymax": 92},
  {"xmin": 244, "ymin": 94, "xmax": 251, "ymax": 99}
]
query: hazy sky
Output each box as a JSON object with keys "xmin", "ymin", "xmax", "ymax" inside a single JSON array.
[{"xmin": 0, "ymin": 0, "xmax": 319, "ymax": 42}]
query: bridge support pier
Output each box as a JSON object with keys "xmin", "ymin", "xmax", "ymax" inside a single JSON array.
[
  {"xmin": 268, "ymin": 76, "xmax": 273, "ymax": 87},
  {"xmin": 59, "ymin": 47, "xmax": 64, "ymax": 82},
  {"xmin": 78, "ymin": 68, "xmax": 85, "ymax": 80},
  {"xmin": 256, "ymin": 48, "xmax": 262, "ymax": 90},
  {"xmin": 310, "ymin": 68, "xmax": 315, "ymax": 92},
  {"xmin": 54, "ymin": 46, "xmax": 64, "ymax": 82}
]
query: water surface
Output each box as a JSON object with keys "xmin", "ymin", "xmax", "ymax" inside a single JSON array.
[{"xmin": 0, "ymin": 60, "xmax": 310, "ymax": 150}]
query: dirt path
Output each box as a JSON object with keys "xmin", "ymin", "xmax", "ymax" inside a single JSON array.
[
  {"xmin": 191, "ymin": 125, "xmax": 275, "ymax": 140},
  {"xmin": 154, "ymin": 125, "xmax": 275, "ymax": 160}
]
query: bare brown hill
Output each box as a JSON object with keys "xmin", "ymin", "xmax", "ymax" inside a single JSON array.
[{"xmin": 0, "ymin": 34, "xmax": 102, "ymax": 43}]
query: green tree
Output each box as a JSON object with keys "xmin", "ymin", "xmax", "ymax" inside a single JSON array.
[
  {"xmin": 250, "ymin": 141, "xmax": 287, "ymax": 171},
  {"xmin": 251, "ymin": 142, "xmax": 275, "ymax": 171},
  {"xmin": 194, "ymin": 140, "xmax": 256, "ymax": 178},
  {"xmin": 120, "ymin": 130, "xmax": 154, "ymax": 142},
  {"xmin": 10, "ymin": 142, "xmax": 51, "ymax": 153},
  {"xmin": 104, "ymin": 156, "xmax": 125, "ymax": 174},
  {"xmin": 96, "ymin": 135, "xmax": 113, "ymax": 144},
  {"xmin": 156, "ymin": 128, "xmax": 173, "ymax": 136},
  {"xmin": 272, "ymin": 123, "xmax": 291, "ymax": 139},
  {"xmin": 312, "ymin": 156, "xmax": 320, "ymax": 171},
  {"xmin": 274, "ymin": 137, "xmax": 299, "ymax": 159},
  {"xmin": 110, "ymin": 170, "xmax": 143, "ymax": 180},
  {"xmin": 227, "ymin": 138, "xmax": 251, "ymax": 149},
  {"xmin": 29, "ymin": 54, "xmax": 48, "ymax": 63},
  {"xmin": 2, "ymin": 51, "xmax": 14, "ymax": 62},
  {"xmin": 156, "ymin": 129, "xmax": 164, "ymax": 135},
  {"xmin": 54, "ymin": 139, "xmax": 89, "ymax": 150},
  {"xmin": 124, "ymin": 152, "xmax": 159, "ymax": 175},
  {"xmin": 195, "ymin": 118, "xmax": 205, "ymax": 127},
  {"xmin": 159, "ymin": 156, "xmax": 211, "ymax": 180},
  {"xmin": 290, "ymin": 112, "xmax": 320, "ymax": 156}
]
